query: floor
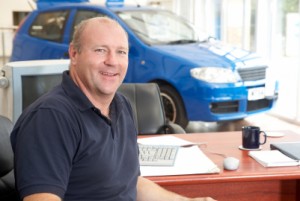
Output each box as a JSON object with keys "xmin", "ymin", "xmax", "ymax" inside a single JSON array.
[{"xmin": 185, "ymin": 113, "xmax": 300, "ymax": 134}]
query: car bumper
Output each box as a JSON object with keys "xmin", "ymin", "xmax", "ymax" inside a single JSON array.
[{"xmin": 182, "ymin": 81, "xmax": 279, "ymax": 122}]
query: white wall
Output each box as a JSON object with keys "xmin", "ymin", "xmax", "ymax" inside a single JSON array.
[
  {"xmin": 0, "ymin": 0, "xmax": 33, "ymax": 27},
  {"xmin": 0, "ymin": 0, "xmax": 33, "ymax": 62}
]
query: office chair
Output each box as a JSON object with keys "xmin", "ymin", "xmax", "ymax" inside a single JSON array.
[
  {"xmin": 0, "ymin": 115, "xmax": 19, "ymax": 201},
  {"xmin": 118, "ymin": 83, "xmax": 186, "ymax": 135}
]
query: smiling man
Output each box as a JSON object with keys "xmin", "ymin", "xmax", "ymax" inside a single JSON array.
[{"xmin": 11, "ymin": 17, "xmax": 216, "ymax": 201}]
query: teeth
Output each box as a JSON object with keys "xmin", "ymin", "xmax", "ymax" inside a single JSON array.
[{"xmin": 101, "ymin": 72, "xmax": 116, "ymax": 76}]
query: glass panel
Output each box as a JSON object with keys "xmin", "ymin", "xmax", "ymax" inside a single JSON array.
[{"xmin": 270, "ymin": 0, "xmax": 300, "ymax": 122}]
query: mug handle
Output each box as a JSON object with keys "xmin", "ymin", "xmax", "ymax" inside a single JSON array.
[{"xmin": 259, "ymin": 131, "xmax": 267, "ymax": 145}]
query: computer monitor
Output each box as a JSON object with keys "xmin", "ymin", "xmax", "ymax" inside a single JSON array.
[{"xmin": 0, "ymin": 60, "xmax": 69, "ymax": 124}]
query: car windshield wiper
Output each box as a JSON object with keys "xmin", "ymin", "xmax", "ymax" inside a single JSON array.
[{"xmin": 166, "ymin": 39, "xmax": 198, "ymax": 44}]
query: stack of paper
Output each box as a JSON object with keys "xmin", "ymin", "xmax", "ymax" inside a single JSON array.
[
  {"xmin": 249, "ymin": 150, "xmax": 300, "ymax": 167},
  {"xmin": 138, "ymin": 136, "xmax": 220, "ymax": 176}
]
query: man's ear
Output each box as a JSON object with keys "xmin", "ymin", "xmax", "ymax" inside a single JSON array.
[{"xmin": 69, "ymin": 43, "xmax": 77, "ymax": 64}]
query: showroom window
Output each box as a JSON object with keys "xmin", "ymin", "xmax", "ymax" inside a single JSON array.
[{"xmin": 172, "ymin": 0, "xmax": 300, "ymax": 123}]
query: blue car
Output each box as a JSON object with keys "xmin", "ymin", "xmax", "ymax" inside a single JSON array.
[{"xmin": 10, "ymin": 0, "xmax": 278, "ymax": 128}]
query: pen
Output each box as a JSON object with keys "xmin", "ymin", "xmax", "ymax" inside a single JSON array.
[{"xmin": 180, "ymin": 142, "xmax": 207, "ymax": 148}]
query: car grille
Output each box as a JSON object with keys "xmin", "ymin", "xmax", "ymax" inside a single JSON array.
[
  {"xmin": 247, "ymin": 99, "xmax": 272, "ymax": 112},
  {"xmin": 210, "ymin": 99, "xmax": 272, "ymax": 114},
  {"xmin": 211, "ymin": 101, "xmax": 239, "ymax": 113},
  {"xmin": 238, "ymin": 66, "xmax": 267, "ymax": 81}
]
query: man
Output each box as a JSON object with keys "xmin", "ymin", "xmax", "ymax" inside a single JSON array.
[{"xmin": 11, "ymin": 17, "xmax": 216, "ymax": 201}]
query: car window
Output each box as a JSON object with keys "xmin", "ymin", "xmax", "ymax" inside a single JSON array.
[
  {"xmin": 117, "ymin": 10, "xmax": 198, "ymax": 45},
  {"xmin": 29, "ymin": 10, "xmax": 69, "ymax": 42},
  {"xmin": 70, "ymin": 10, "xmax": 106, "ymax": 41}
]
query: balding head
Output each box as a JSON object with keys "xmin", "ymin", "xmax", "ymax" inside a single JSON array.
[{"xmin": 71, "ymin": 17, "xmax": 128, "ymax": 53}]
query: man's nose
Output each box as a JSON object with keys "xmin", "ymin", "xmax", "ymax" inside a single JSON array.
[{"xmin": 104, "ymin": 51, "xmax": 118, "ymax": 66}]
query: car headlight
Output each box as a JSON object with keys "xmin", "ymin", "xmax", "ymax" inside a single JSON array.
[{"xmin": 190, "ymin": 67, "xmax": 240, "ymax": 83}]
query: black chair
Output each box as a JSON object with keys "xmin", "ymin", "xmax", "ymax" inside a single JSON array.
[
  {"xmin": 118, "ymin": 83, "xmax": 186, "ymax": 135},
  {"xmin": 0, "ymin": 115, "xmax": 19, "ymax": 201}
]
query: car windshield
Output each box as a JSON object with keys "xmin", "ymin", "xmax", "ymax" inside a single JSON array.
[{"xmin": 117, "ymin": 10, "xmax": 199, "ymax": 45}]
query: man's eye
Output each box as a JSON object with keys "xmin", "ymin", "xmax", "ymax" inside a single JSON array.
[
  {"xmin": 95, "ymin": 49, "xmax": 106, "ymax": 53},
  {"xmin": 118, "ymin": 50, "xmax": 128, "ymax": 55}
]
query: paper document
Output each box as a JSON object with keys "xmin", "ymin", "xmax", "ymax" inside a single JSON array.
[
  {"xmin": 249, "ymin": 150, "xmax": 300, "ymax": 167},
  {"xmin": 137, "ymin": 135, "xmax": 205, "ymax": 147},
  {"xmin": 138, "ymin": 136, "xmax": 220, "ymax": 176}
]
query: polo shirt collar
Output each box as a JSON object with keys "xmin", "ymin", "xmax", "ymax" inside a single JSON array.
[{"xmin": 61, "ymin": 71, "xmax": 93, "ymax": 111}]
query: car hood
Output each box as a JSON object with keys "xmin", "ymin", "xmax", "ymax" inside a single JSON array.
[{"xmin": 154, "ymin": 41, "xmax": 266, "ymax": 69}]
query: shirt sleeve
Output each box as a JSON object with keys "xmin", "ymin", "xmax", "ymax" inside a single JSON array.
[{"xmin": 12, "ymin": 107, "xmax": 80, "ymax": 199}]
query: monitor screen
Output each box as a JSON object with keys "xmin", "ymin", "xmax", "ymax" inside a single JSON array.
[
  {"xmin": 22, "ymin": 74, "xmax": 63, "ymax": 110},
  {"xmin": 0, "ymin": 60, "xmax": 69, "ymax": 123}
]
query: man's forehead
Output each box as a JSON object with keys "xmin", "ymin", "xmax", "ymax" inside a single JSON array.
[{"xmin": 85, "ymin": 19, "xmax": 127, "ymax": 38}]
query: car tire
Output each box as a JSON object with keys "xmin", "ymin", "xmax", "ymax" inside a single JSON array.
[{"xmin": 159, "ymin": 84, "xmax": 188, "ymax": 128}]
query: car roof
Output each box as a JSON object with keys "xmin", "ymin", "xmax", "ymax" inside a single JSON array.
[{"xmin": 36, "ymin": 1, "xmax": 156, "ymax": 13}]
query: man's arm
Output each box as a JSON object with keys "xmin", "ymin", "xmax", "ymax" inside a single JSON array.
[
  {"xmin": 23, "ymin": 193, "xmax": 61, "ymax": 201},
  {"xmin": 136, "ymin": 176, "xmax": 216, "ymax": 201}
]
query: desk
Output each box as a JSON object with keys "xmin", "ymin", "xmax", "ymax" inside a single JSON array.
[{"xmin": 142, "ymin": 131, "xmax": 300, "ymax": 201}]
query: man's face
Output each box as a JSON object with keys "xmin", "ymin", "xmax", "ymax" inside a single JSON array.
[{"xmin": 69, "ymin": 19, "xmax": 129, "ymax": 100}]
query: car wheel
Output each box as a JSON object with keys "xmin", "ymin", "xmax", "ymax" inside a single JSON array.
[{"xmin": 159, "ymin": 84, "xmax": 188, "ymax": 128}]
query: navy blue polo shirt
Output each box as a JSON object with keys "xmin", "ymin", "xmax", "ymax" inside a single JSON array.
[{"xmin": 11, "ymin": 71, "xmax": 140, "ymax": 201}]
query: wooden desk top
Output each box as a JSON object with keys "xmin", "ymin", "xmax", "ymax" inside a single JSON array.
[{"xmin": 143, "ymin": 130, "xmax": 300, "ymax": 185}]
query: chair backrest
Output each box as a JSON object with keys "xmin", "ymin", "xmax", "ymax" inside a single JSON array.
[
  {"xmin": 0, "ymin": 115, "xmax": 18, "ymax": 200},
  {"xmin": 118, "ymin": 83, "xmax": 185, "ymax": 135}
]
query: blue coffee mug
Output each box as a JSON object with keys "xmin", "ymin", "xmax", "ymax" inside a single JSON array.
[{"xmin": 242, "ymin": 126, "xmax": 267, "ymax": 149}]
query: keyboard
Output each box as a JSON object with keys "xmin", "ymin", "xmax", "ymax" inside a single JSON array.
[{"xmin": 138, "ymin": 144, "xmax": 179, "ymax": 166}]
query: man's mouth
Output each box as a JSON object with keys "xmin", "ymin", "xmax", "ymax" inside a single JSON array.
[{"xmin": 101, "ymin": 72, "xmax": 117, "ymax": 76}]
